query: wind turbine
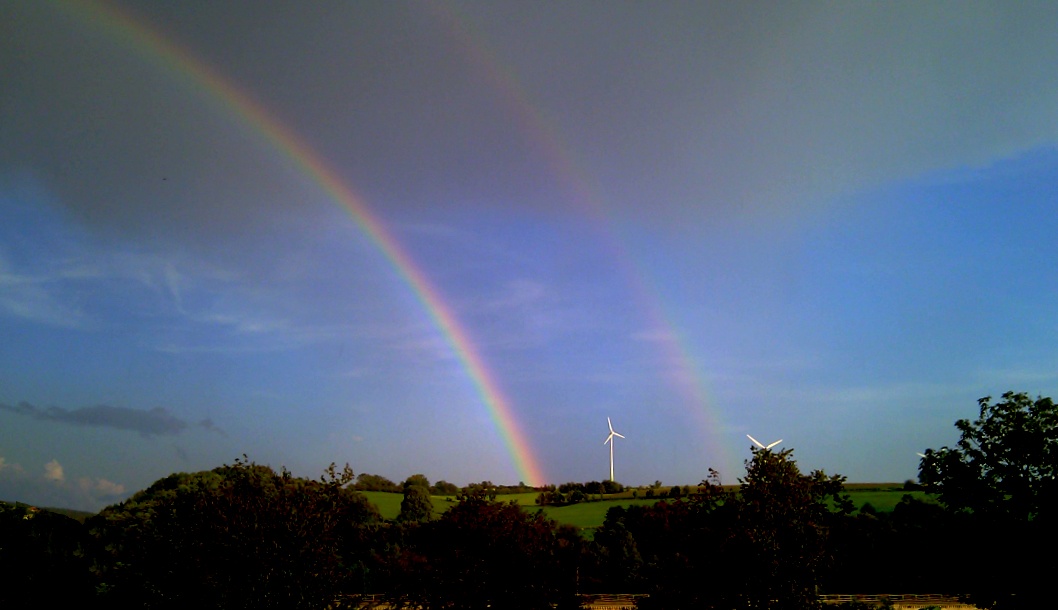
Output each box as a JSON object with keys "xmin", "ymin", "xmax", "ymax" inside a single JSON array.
[
  {"xmin": 604, "ymin": 417, "xmax": 625, "ymax": 482},
  {"xmin": 747, "ymin": 434, "xmax": 782, "ymax": 450}
]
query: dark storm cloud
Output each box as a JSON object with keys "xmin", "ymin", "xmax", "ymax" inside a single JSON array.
[
  {"xmin": 6, "ymin": 1, "xmax": 1058, "ymax": 241},
  {"xmin": 0, "ymin": 401, "xmax": 222, "ymax": 437},
  {"xmin": 0, "ymin": 2, "xmax": 324, "ymax": 247}
]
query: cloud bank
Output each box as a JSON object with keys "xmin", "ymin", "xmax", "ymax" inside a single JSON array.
[{"xmin": 0, "ymin": 401, "xmax": 222, "ymax": 437}]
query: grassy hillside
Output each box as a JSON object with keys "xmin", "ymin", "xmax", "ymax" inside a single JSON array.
[
  {"xmin": 1, "ymin": 500, "xmax": 95, "ymax": 523},
  {"xmin": 357, "ymin": 487, "xmax": 936, "ymax": 530}
]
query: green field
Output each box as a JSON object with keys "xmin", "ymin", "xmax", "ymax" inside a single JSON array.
[
  {"xmin": 358, "ymin": 487, "xmax": 935, "ymax": 529},
  {"xmin": 845, "ymin": 489, "xmax": 933, "ymax": 512}
]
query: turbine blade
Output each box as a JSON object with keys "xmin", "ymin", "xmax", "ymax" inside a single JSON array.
[
  {"xmin": 766, "ymin": 439, "xmax": 782, "ymax": 450},
  {"xmin": 608, "ymin": 417, "xmax": 614, "ymax": 433},
  {"xmin": 613, "ymin": 432, "xmax": 625, "ymax": 439},
  {"xmin": 746, "ymin": 434, "xmax": 765, "ymax": 449}
]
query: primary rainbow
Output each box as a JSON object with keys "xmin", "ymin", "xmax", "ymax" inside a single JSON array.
[{"xmin": 55, "ymin": 0, "xmax": 547, "ymax": 486}]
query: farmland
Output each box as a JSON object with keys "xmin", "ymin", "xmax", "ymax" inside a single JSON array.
[{"xmin": 361, "ymin": 485, "xmax": 936, "ymax": 530}]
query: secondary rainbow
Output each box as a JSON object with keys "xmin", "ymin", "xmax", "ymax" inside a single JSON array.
[
  {"xmin": 429, "ymin": 1, "xmax": 739, "ymax": 476},
  {"xmin": 55, "ymin": 0, "xmax": 546, "ymax": 486}
]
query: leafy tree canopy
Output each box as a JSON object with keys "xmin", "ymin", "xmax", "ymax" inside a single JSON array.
[
  {"xmin": 919, "ymin": 391, "xmax": 1058, "ymax": 522},
  {"xmin": 89, "ymin": 458, "xmax": 379, "ymax": 609},
  {"xmin": 399, "ymin": 482, "xmax": 434, "ymax": 523},
  {"xmin": 389, "ymin": 487, "xmax": 579, "ymax": 610},
  {"xmin": 355, "ymin": 472, "xmax": 400, "ymax": 492}
]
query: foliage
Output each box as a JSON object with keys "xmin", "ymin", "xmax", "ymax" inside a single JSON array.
[
  {"xmin": 88, "ymin": 458, "xmax": 380, "ymax": 609},
  {"xmin": 0, "ymin": 503, "xmax": 93, "ymax": 605},
  {"xmin": 537, "ymin": 481, "xmax": 629, "ymax": 507},
  {"xmin": 919, "ymin": 391, "xmax": 1058, "ymax": 522},
  {"xmin": 399, "ymin": 475, "xmax": 434, "ymax": 523},
  {"xmin": 430, "ymin": 479, "xmax": 460, "ymax": 495},
  {"xmin": 607, "ymin": 454, "xmax": 850, "ymax": 610},
  {"xmin": 402, "ymin": 473, "xmax": 430, "ymax": 490},
  {"xmin": 919, "ymin": 391, "xmax": 1058, "ymax": 610},
  {"xmin": 387, "ymin": 487, "xmax": 580, "ymax": 610},
  {"xmin": 732, "ymin": 447, "xmax": 851, "ymax": 609},
  {"xmin": 355, "ymin": 472, "xmax": 401, "ymax": 492},
  {"xmin": 461, "ymin": 480, "xmax": 499, "ymax": 499}
]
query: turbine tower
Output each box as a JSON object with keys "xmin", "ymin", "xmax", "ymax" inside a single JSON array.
[
  {"xmin": 746, "ymin": 434, "xmax": 782, "ymax": 450},
  {"xmin": 604, "ymin": 417, "xmax": 625, "ymax": 482}
]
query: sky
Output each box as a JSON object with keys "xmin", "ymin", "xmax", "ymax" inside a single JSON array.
[{"xmin": 4, "ymin": 0, "xmax": 1058, "ymax": 511}]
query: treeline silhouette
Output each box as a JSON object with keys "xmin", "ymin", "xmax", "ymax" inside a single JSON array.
[{"xmin": 1, "ymin": 391, "xmax": 1055, "ymax": 609}]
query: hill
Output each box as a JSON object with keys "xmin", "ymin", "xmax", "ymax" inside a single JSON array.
[{"xmin": 1, "ymin": 499, "xmax": 95, "ymax": 523}]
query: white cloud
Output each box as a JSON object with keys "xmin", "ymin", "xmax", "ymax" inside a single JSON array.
[
  {"xmin": 0, "ymin": 456, "xmax": 25, "ymax": 476},
  {"xmin": 43, "ymin": 459, "xmax": 64, "ymax": 483},
  {"xmin": 78, "ymin": 477, "xmax": 126, "ymax": 497}
]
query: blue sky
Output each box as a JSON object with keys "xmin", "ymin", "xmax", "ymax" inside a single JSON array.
[{"xmin": 4, "ymin": 0, "xmax": 1058, "ymax": 510}]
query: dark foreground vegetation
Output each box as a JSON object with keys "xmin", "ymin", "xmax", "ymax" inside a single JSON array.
[{"xmin": 2, "ymin": 391, "xmax": 1055, "ymax": 609}]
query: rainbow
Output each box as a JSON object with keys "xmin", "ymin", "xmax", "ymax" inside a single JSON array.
[
  {"xmin": 53, "ymin": 0, "xmax": 546, "ymax": 486},
  {"xmin": 428, "ymin": 2, "xmax": 739, "ymax": 477}
]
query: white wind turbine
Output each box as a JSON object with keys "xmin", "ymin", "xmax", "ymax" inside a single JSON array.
[
  {"xmin": 747, "ymin": 434, "xmax": 782, "ymax": 450},
  {"xmin": 604, "ymin": 417, "xmax": 626, "ymax": 482}
]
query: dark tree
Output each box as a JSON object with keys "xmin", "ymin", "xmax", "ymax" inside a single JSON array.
[
  {"xmin": 599, "ymin": 473, "xmax": 735, "ymax": 609},
  {"xmin": 0, "ymin": 503, "xmax": 93, "ymax": 605},
  {"xmin": 399, "ymin": 475, "xmax": 434, "ymax": 523},
  {"xmin": 354, "ymin": 472, "xmax": 400, "ymax": 492},
  {"xmin": 402, "ymin": 473, "xmax": 430, "ymax": 490},
  {"xmin": 389, "ymin": 487, "xmax": 579, "ymax": 610},
  {"xmin": 430, "ymin": 479, "xmax": 459, "ymax": 495},
  {"xmin": 919, "ymin": 392, "xmax": 1058, "ymax": 522},
  {"xmin": 88, "ymin": 458, "xmax": 380, "ymax": 609},
  {"xmin": 919, "ymin": 392, "xmax": 1058, "ymax": 609},
  {"xmin": 587, "ymin": 507, "xmax": 643, "ymax": 590},
  {"xmin": 558, "ymin": 482, "xmax": 583, "ymax": 494},
  {"xmin": 730, "ymin": 447, "xmax": 851, "ymax": 610}
]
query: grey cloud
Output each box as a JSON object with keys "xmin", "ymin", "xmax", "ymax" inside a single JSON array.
[
  {"xmin": 0, "ymin": 401, "xmax": 223, "ymax": 437},
  {"xmin": 197, "ymin": 418, "xmax": 227, "ymax": 437},
  {"xmin": 5, "ymin": 1, "xmax": 1058, "ymax": 243}
]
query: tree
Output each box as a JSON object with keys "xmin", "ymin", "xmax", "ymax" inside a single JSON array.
[
  {"xmin": 587, "ymin": 506, "xmax": 643, "ymax": 591},
  {"xmin": 731, "ymin": 447, "xmax": 851, "ymax": 610},
  {"xmin": 403, "ymin": 473, "xmax": 430, "ymax": 490},
  {"xmin": 354, "ymin": 472, "xmax": 400, "ymax": 492},
  {"xmin": 919, "ymin": 391, "xmax": 1058, "ymax": 522},
  {"xmin": 88, "ymin": 458, "xmax": 380, "ymax": 609},
  {"xmin": 388, "ymin": 487, "xmax": 579, "ymax": 610},
  {"xmin": 430, "ymin": 480, "xmax": 459, "ymax": 495},
  {"xmin": 918, "ymin": 392, "xmax": 1058, "ymax": 609},
  {"xmin": 0, "ymin": 503, "xmax": 93, "ymax": 605},
  {"xmin": 399, "ymin": 475, "xmax": 434, "ymax": 523},
  {"xmin": 602, "ymin": 476, "xmax": 735, "ymax": 609}
]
